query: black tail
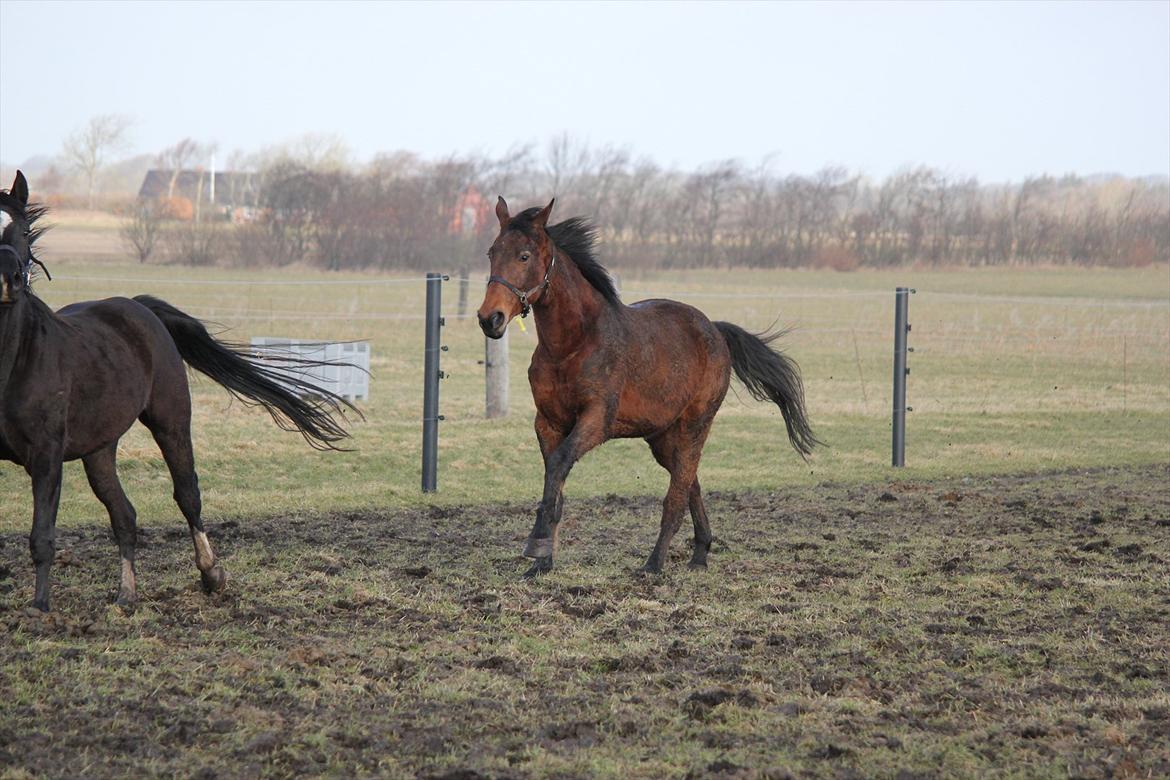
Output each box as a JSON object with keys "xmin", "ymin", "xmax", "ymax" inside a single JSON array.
[
  {"xmin": 715, "ymin": 321, "xmax": 821, "ymax": 458},
  {"xmin": 136, "ymin": 295, "xmax": 361, "ymax": 450}
]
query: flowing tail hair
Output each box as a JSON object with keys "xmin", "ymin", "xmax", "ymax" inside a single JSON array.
[
  {"xmin": 715, "ymin": 321, "xmax": 822, "ymax": 459},
  {"xmin": 135, "ymin": 295, "xmax": 362, "ymax": 450}
]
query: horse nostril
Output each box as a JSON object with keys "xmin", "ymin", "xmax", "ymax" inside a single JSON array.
[{"xmin": 489, "ymin": 312, "xmax": 505, "ymax": 331}]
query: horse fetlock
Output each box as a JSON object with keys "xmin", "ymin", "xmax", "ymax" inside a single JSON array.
[
  {"xmin": 116, "ymin": 558, "xmax": 138, "ymax": 605},
  {"xmin": 191, "ymin": 530, "xmax": 217, "ymax": 570},
  {"xmin": 523, "ymin": 536, "xmax": 555, "ymax": 559},
  {"xmin": 637, "ymin": 555, "xmax": 666, "ymax": 576}
]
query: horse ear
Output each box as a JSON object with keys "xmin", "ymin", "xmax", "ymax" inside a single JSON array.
[
  {"xmin": 11, "ymin": 171, "xmax": 29, "ymax": 206},
  {"xmin": 532, "ymin": 198, "xmax": 555, "ymax": 228},
  {"xmin": 495, "ymin": 196, "xmax": 510, "ymax": 228}
]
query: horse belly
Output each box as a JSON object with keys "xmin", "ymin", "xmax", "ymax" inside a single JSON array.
[
  {"xmin": 611, "ymin": 360, "xmax": 698, "ymax": 438},
  {"xmin": 60, "ymin": 339, "xmax": 154, "ymax": 460}
]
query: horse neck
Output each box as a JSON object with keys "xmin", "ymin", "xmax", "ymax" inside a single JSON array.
[
  {"xmin": 0, "ymin": 295, "xmax": 52, "ymax": 386},
  {"xmin": 531, "ymin": 257, "xmax": 609, "ymax": 358}
]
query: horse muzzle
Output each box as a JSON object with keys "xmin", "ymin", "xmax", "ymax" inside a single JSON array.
[
  {"xmin": 478, "ymin": 310, "xmax": 507, "ymax": 340},
  {"xmin": 0, "ymin": 246, "xmax": 23, "ymax": 304},
  {"xmin": 0, "ymin": 273, "xmax": 18, "ymax": 305}
]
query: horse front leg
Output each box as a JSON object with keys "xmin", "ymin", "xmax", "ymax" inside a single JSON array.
[
  {"xmin": 522, "ymin": 410, "xmax": 606, "ymax": 577},
  {"xmin": 27, "ymin": 457, "xmax": 64, "ymax": 612}
]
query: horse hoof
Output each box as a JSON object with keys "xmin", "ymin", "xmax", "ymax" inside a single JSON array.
[
  {"xmin": 687, "ymin": 561, "xmax": 708, "ymax": 571},
  {"xmin": 522, "ymin": 558, "xmax": 553, "ymax": 579},
  {"xmin": 635, "ymin": 565, "xmax": 662, "ymax": 578},
  {"xmin": 24, "ymin": 604, "xmax": 49, "ymax": 617},
  {"xmin": 523, "ymin": 537, "xmax": 554, "ymax": 559},
  {"xmin": 200, "ymin": 565, "xmax": 228, "ymax": 594},
  {"xmin": 115, "ymin": 590, "xmax": 138, "ymax": 609}
]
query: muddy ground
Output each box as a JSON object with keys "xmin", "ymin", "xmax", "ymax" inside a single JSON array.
[{"xmin": 1, "ymin": 465, "xmax": 1168, "ymax": 779}]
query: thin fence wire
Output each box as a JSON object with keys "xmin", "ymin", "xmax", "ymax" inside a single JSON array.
[
  {"xmin": 51, "ymin": 275, "xmax": 437, "ymax": 286},
  {"xmin": 38, "ymin": 273, "xmax": 1170, "ymax": 357}
]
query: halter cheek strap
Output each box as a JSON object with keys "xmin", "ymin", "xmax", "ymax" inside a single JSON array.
[
  {"xmin": 0, "ymin": 244, "xmax": 34, "ymax": 289},
  {"xmin": 0, "ymin": 231, "xmax": 50, "ymax": 287},
  {"xmin": 487, "ymin": 249, "xmax": 557, "ymax": 318}
]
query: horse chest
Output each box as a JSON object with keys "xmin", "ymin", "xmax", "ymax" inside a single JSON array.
[{"xmin": 528, "ymin": 354, "xmax": 595, "ymax": 426}]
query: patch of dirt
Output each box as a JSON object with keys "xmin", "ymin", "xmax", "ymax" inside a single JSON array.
[{"xmin": 1, "ymin": 464, "xmax": 1168, "ymax": 778}]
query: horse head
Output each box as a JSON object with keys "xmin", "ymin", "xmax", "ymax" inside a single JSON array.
[
  {"xmin": 0, "ymin": 171, "xmax": 48, "ymax": 305},
  {"xmin": 477, "ymin": 196, "xmax": 557, "ymax": 339}
]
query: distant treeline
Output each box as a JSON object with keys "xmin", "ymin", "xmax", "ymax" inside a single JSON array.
[{"xmin": 127, "ymin": 144, "xmax": 1169, "ymax": 270}]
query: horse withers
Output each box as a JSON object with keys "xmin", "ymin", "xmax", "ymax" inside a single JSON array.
[
  {"xmin": 1, "ymin": 171, "xmax": 359, "ymax": 612},
  {"xmin": 478, "ymin": 197, "xmax": 820, "ymax": 577}
]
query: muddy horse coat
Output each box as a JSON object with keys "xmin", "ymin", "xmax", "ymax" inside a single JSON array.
[{"xmin": 477, "ymin": 197, "xmax": 820, "ymax": 577}]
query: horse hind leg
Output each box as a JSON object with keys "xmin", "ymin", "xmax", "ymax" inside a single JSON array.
[
  {"xmin": 687, "ymin": 479, "xmax": 713, "ymax": 570},
  {"xmin": 83, "ymin": 444, "xmax": 140, "ymax": 605},
  {"xmin": 142, "ymin": 411, "xmax": 227, "ymax": 595},
  {"xmin": 643, "ymin": 430, "xmax": 703, "ymax": 575}
]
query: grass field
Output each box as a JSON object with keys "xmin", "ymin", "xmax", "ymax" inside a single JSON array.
[
  {"xmin": 1, "ymin": 219, "xmax": 1168, "ymax": 778},
  {"xmin": 0, "ymin": 248, "xmax": 1166, "ymax": 525}
]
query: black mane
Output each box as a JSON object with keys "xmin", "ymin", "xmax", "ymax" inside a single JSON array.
[
  {"xmin": 0, "ymin": 189, "xmax": 50, "ymax": 280},
  {"xmin": 509, "ymin": 208, "xmax": 619, "ymax": 305}
]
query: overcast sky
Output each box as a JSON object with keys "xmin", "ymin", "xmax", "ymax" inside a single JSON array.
[{"xmin": 1, "ymin": 0, "xmax": 1167, "ymax": 182}]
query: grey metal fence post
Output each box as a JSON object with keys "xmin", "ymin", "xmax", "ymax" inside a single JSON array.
[
  {"xmin": 892, "ymin": 287, "xmax": 913, "ymax": 467},
  {"xmin": 422, "ymin": 272, "xmax": 446, "ymax": 492}
]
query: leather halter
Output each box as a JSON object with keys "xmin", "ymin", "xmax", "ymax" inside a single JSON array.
[
  {"xmin": 0, "ymin": 245, "xmax": 32, "ymax": 292},
  {"xmin": 0, "ymin": 221, "xmax": 49, "ymax": 289},
  {"xmin": 487, "ymin": 246, "xmax": 557, "ymax": 318}
]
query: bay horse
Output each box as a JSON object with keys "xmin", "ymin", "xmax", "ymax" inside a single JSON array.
[
  {"xmin": 478, "ymin": 197, "xmax": 820, "ymax": 577},
  {"xmin": 1, "ymin": 172, "xmax": 357, "ymax": 612}
]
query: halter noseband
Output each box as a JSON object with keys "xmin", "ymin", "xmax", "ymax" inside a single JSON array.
[{"xmin": 487, "ymin": 246, "xmax": 557, "ymax": 318}]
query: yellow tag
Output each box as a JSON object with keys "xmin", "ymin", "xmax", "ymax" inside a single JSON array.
[{"xmin": 516, "ymin": 318, "xmax": 527, "ymax": 333}]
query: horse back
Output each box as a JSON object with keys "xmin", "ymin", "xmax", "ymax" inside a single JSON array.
[{"xmin": 10, "ymin": 297, "xmax": 186, "ymax": 461}]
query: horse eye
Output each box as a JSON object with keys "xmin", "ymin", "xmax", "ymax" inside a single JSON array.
[{"xmin": 520, "ymin": 252, "xmax": 531, "ymax": 262}]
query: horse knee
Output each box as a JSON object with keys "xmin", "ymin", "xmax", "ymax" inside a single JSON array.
[{"xmin": 29, "ymin": 534, "xmax": 55, "ymax": 565}]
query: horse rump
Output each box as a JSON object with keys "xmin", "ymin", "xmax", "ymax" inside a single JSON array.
[
  {"xmin": 134, "ymin": 295, "xmax": 361, "ymax": 450},
  {"xmin": 714, "ymin": 321, "xmax": 821, "ymax": 458}
]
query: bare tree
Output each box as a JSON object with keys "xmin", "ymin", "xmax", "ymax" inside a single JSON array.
[
  {"xmin": 546, "ymin": 133, "xmax": 592, "ymax": 198},
  {"xmin": 157, "ymin": 138, "xmax": 205, "ymax": 199},
  {"xmin": 120, "ymin": 203, "xmax": 163, "ymax": 263},
  {"xmin": 484, "ymin": 143, "xmax": 536, "ymax": 206},
  {"xmin": 208, "ymin": 142, "xmax": 1170, "ymax": 271},
  {"xmin": 61, "ymin": 114, "xmax": 133, "ymax": 209}
]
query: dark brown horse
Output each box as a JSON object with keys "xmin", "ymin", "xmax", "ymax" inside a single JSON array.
[
  {"xmin": 478, "ymin": 197, "xmax": 820, "ymax": 577},
  {"xmin": 1, "ymin": 172, "xmax": 358, "ymax": 611}
]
